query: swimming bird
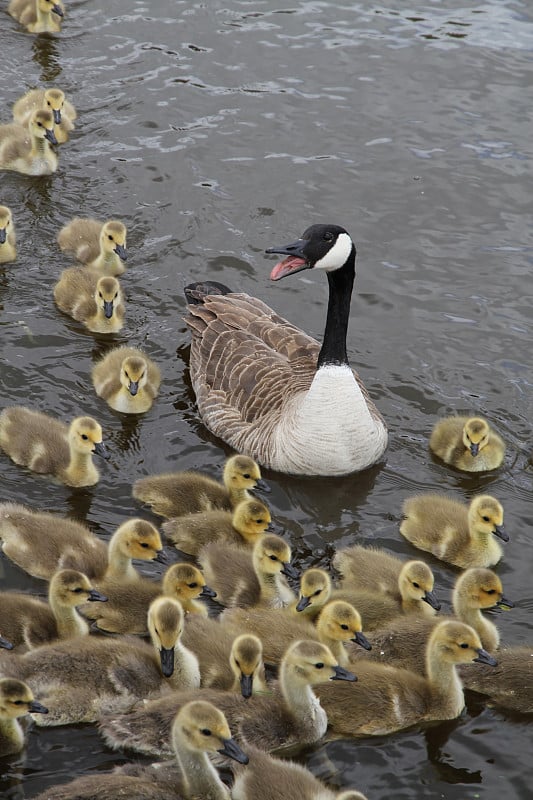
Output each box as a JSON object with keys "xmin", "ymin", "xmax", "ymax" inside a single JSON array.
[
  {"xmin": 429, "ymin": 415, "xmax": 505, "ymax": 472},
  {"xmin": 0, "ymin": 678, "xmax": 48, "ymax": 756},
  {"xmin": 0, "ymin": 205, "xmax": 16, "ymax": 264},
  {"xmin": 0, "ymin": 569, "xmax": 107, "ymax": 650},
  {"xmin": 132, "ymin": 454, "xmax": 268, "ymax": 519},
  {"xmin": 0, "ymin": 407, "xmax": 106, "ymax": 487},
  {"xmin": 92, "ymin": 346, "xmax": 161, "ymax": 413},
  {"xmin": 57, "ymin": 217, "xmax": 127, "ymax": 275},
  {"xmin": 0, "ymin": 109, "xmax": 58, "ymax": 175},
  {"xmin": 184, "ymin": 223, "xmax": 388, "ymax": 476},
  {"xmin": 199, "ymin": 533, "xmax": 298, "ymax": 609},
  {"xmin": 316, "ymin": 620, "xmax": 497, "ymax": 737},
  {"xmin": 162, "ymin": 498, "xmax": 272, "ymax": 556},
  {"xmin": 8, "ymin": 0, "xmax": 64, "ymax": 34},
  {"xmin": 54, "ymin": 268, "xmax": 125, "ymax": 333},
  {"xmin": 0, "ymin": 598, "xmax": 200, "ymax": 725},
  {"xmin": 13, "ymin": 87, "xmax": 76, "ymax": 143},
  {"xmin": 400, "ymin": 493, "xmax": 507, "ymax": 568},
  {"xmin": 459, "ymin": 646, "xmax": 533, "ymax": 713},
  {"xmin": 99, "ymin": 640, "xmax": 356, "ymax": 757}
]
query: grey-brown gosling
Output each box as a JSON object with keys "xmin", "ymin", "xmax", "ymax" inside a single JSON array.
[
  {"xmin": 99, "ymin": 640, "xmax": 356, "ymax": 757},
  {"xmin": 0, "ymin": 598, "xmax": 201, "ymax": 726},
  {"xmin": 54, "ymin": 268, "xmax": 125, "ymax": 334},
  {"xmin": 0, "ymin": 205, "xmax": 16, "ymax": 264},
  {"xmin": 0, "ymin": 109, "xmax": 58, "ymax": 174},
  {"xmin": 0, "ymin": 407, "xmax": 106, "ymax": 487},
  {"xmin": 33, "ymin": 701, "xmax": 248, "ymax": 800},
  {"xmin": 430, "ymin": 414, "xmax": 505, "ymax": 472},
  {"xmin": 349, "ymin": 568, "xmax": 510, "ymax": 671},
  {"xmin": 460, "ymin": 646, "xmax": 533, "ymax": 713},
  {"xmin": 400, "ymin": 493, "xmax": 507, "ymax": 568},
  {"xmin": 0, "ymin": 504, "xmax": 162, "ymax": 582},
  {"xmin": 13, "ymin": 87, "xmax": 76, "ymax": 143},
  {"xmin": 132, "ymin": 453, "xmax": 268, "ymax": 519},
  {"xmin": 0, "ymin": 569, "xmax": 107, "ymax": 651},
  {"xmin": 8, "ymin": 0, "xmax": 64, "ymax": 33},
  {"xmin": 162, "ymin": 498, "xmax": 272, "ymax": 556},
  {"xmin": 0, "ymin": 678, "xmax": 48, "ymax": 756},
  {"xmin": 78, "ymin": 562, "xmax": 215, "ymax": 635},
  {"xmin": 199, "ymin": 534, "xmax": 298, "ymax": 609},
  {"xmin": 182, "ymin": 616, "xmax": 267, "ymax": 697},
  {"xmin": 92, "ymin": 346, "xmax": 161, "ymax": 414},
  {"xmin": 57, "ymin": 217, "xmax": 127, "ymax": 275},
  {"xmin": 316, "ymin": 620, "xmax": 497, "ymax": 737}
]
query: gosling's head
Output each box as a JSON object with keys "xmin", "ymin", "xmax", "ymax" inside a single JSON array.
[
  {"xmin": 28, "ymin": 109, "xmax": 58, "ymax": 146},
  {"xmin": 99, "ymin": 220, "xmax": 127, "ymax": 261},
  {"xmin": 120, "ymin": 355, "xmax": 148, "ymax": 397},
  {"xmin": 0, "ymin": 679, "xmax": 48, "ymax": 720},
  {"xmin": 0, "ymin": 206, "xmax": 13, "ymax": 244},
  {"xmin": 462, "ymin": 417, "xmax": 491, "ymax": 457},
  {"xmin": 280, "ymin": 640, "xmax": 357, "ymax": 686},
  {"xmin": 229, "ymin": 634, "xmax": 264, "ymax": 699},
  {"xmin": 253, "ymin": 534, "xmax": 298, "ymax": 580},
  {"xmin": 173, "ymin": 700, "xmax": 248, "ymax": 763},
  {"xmin": 48, "ymin": 569, "xmax": 107, "ymax": 606},
  {"xmin": 428, "ymin": 621, "xmax": 497, "ymax": 667},
  {"xmin": 95, "ymin": 277, "xmax": 122, "ymax": 319},
  {"xmin": 469, "ymin": 495, "xmax": 507, "ymax": 541},
  {"xmin": 147, "ymin": 597, "xmax": 184, "ymax": 677},
  {"xmin": 68, "ymin": 416, "xmax": 106, "ymax": 459},
  {"xmin": 398, "ymin": 560, "xmax": 441, "ymax": 611},
  {"xmin": 232, "ymin": 499, "xmax": 271, "ymax": 542},
  {"xmin": 37, "ymin": 0, "xmax": 64, "ymax": 19},
  {"xmin": 224, "ymin": 454, "xmax": 267, "ymax": 492},
  {"xmin": 453, "ymin": 568, "xmax": 511, "ymax": 612},
  {"xmin": 296, "ymin": 568, "xmax": 332, "ymax": 613},
  {"xmin": 43, "ymin": 88, "xmax": 65, "ymax": 124},
  {"xmin": 162, "ymin": 563, "xmax": 216, "ymax": 604},
  {"xmin": 112, "ymin": 518, "xmax": 163, "ymax": 562},
  {"xmin": 317, "ymin": 601, "xmax": 371, "ymax": 651}
]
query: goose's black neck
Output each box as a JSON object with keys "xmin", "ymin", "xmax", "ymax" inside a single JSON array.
[{"xmin": 317, "ymin": 246, "xmax": 355, "ymax": 369}]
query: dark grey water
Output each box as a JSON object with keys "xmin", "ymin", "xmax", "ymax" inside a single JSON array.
[{"xmin": 1, "ymin": 0, "xmax": 532, "ymax": 797}]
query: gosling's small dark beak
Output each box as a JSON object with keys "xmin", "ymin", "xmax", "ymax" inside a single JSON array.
[
  {"xmin": 218, "ymin": 737, "xmax": 249, "ymax": 764},
  {"xmin": 423, "ymin": 590, "xmax": 441, "ymax": 611},
  {"xmin": 0, "ymin": 635, "xmax": 13, "ymax": 650},
  {"xmin": 240, "ymin": 672, "xmax": 254, "ymax": 699},
  {"xmin": 29, "ymin": 701, "xmax": 49, "ymax": 714},
  {"xmin": 281, "ymin": 562, "xmax": 299, "ymax": 580},
  {"xmin": 0, "ymin": 229, "xmax": 6, "ymax": 245},
  {"xmin": 153, "ymin": 549, "xmax": 168, "ymax": 565},
  {"xmin": 352, "ymin": 631, "xmax": 372, "ymax": 651},
  {"xmin": 159, "ymin": 646, "xmax": 175, "ymax": 677},
  {"xmin": 200, "ymin": 585, "xmax": 217, "ymax": 599},
  {"xmin": 45, "ymin": 128, "xmax": 58, "ymax": 146},
  {"xmin": 470, "ymin": 442, "xmax": 480, "ymax": 457},
  {"xmin": 103, "ymin": 299, "xmax": 114, "ymax": 318},
  {"xmin": 87, "ymin": 589, "xmax": 108, "ymax": 602},
  {"xmin": 52, "ymin": 3, "xmax": 64, "ymax": 16},
  {"xmin": 254, "ymin": 478, "xmax": 270, "ymax": 493},
  {"xmin": 93, "ymin": 441, "xmax": 107, "ymax": 459},
  {"xmin": 295, "ymin": 595, "xmax": 311, "ymax": 612},
  {"xmin": 53, "ymin": 109, "xmax": 61, "ymax": 125},
  {"xmin": 496, "ymin": 594, "xmax": 515, "ymax": 610},
  {"xmin": 265, "ymin": 522, "xmax": 276, "ymax": 532},
  {"xmin": 493, "ymin": 524, "xmax": 509, "ymax": 543},
  {"xmin": 473, "ymin": 648, "xmax": 498, "ymax": 667},
  {"xmin": 129, "ymin": 381, "xmax": 139, "ymax": 396},
  {"xmin": 331, "ymin": 665, "xmax": 357, "ymax": 682},
  {"xmin": 114, "ymin": 243, "xmax": 127, "ymax": 261}
]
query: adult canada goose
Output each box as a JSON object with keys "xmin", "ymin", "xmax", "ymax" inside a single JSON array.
[
  {"xmin": 221, "ymin": 600, "xmax": 371, "ymax": 667},
  {"xmin": 0, "ymin": 205, "xmax": 16, "ymax": 264},
  {"xmin": 54, "ymin": 268, "xmax": 125, "ymax": 333},
  {"xmin": 79, "ymin": 563, "xmax": 215, "ymax": 635},
  {"xmin": 0, "ymin": 678, "xmax": 48, "ymax": 756},
  {"xmin": 33, "ymin": 701, "xmax": 248, "ymax": 800},
  {"xmin": 0, "ymin": 109, "xmax": 58, "ymax": 175},
  {"xmin": 400, "ymin": 493, "xmax": 507, "ymax": 568},
  {"xmin": 13, "ymin": 87, "xmax": 76, "ymax": 143},
  {"xmin": 459, "ymin": 647, "xmax": 533, "ymax": 713},
  {"xmin": 184, "ymin": 223, "xmax": 388, "ymax": 476},
  {"xmin": 0, "ymin": 598, "xmax": 200, "ymax": 725},
  {"xmin": 0, "ymin": 505, "xmax": 162, "ymax": 581},
  {"xmin": 99, "ymin": 640, "xmax": 356, "ymax": 757},
  {"xmin": 57, "ymin": 217, "xmax": 127, "ymax": 275},
  {"xmin": 0, "ymin": 407, "xmax": 106, "ymax": 487},
  {"xmin": 162, "ymin": 498, "xmax": 272, "ymax": 556},
  {"xmin": 8, "ymin": 0, "xmax": 64, "ymax": 34},
  {"xmin": 349, "ymin": 568, "xmax": 510, "ymax": 670},
  {"xmin": 316, "ymin": 620, "xmax": 497, "ymax": 737},
  {"xmin": 0, "ymin": 569, "xmax": 107, "ymax": 650},
  {"xmin": 182, "ymin": 616, "xmax": 267, "ymax": 697},
  {"xmin": 132, "ymin": 454, "xmax": 268, "ymax": 519},
  {"xmin": 92, "ymin": 346, "xmax": 161, "ymax": 414},
  {"xmin": 429, "ymin": 415, "xmax": 505, "ymax": 472},
  {"xmin": 199, "ymin": 534, "xmax": 298, "ymax": 609}
]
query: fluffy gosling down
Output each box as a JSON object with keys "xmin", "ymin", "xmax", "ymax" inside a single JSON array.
[
  {"xmin": 0, "ymin": 205, "xmax": 16, "ymax": 264},
  {"xmin": 8, "ymin": 0, "xmax": 64, "ymax": 34},
  {"xmin": 429, "ymin": 415, "xmax": 505, "ymax": 472},
  {"xmin": 92, "ymin": 346, "xmax": 161, "ymax": 414},
  {"xmin": 13, "ymin": 87, "xmax": 76, "ymax": 143},
  {"xmin": 400, "ymin": 493, "xmax": 508, "ymax": 568},
  {"xmin": 0, "ymin": 109, "xmax": 58, "ymax": 175},
  {"xmin": 54, "ymin": 268, "xmax": 125, "ymax": 333},
  {"xmin": 57, "ymin": 217, "xmax": 127, "ymax": 275},
  {"xmin": 0, "ymin": 678, "xmax": 48, "ymax": 757},
  {"xmin": 0, "ymin": 407, "xmax": 106, "ymax": 487}
]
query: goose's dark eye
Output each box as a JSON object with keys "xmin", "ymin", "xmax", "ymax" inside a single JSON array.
[
  {"xmin": 486, "ymin": 589, "xmax": 496, "ymax": 595},
  {"xmin": 482, "ymin": 516, "xmax": 490, "ymax": 522},
  {"xmin": 188, "ymin": 582, "xmax": 198, "ymax": 588},
  {"xmin": 269, "ymin": 555, "xmax": 278, "ymax": 561},
  {"xmin": 13, "ymin": 700, "xmax": 25, "ymax": 706},
  {"xmin": 255, "ymin": 519, "xmax": 264, "ymax": 524},
  {"xmin": 108, "ymin": 235, "xmax": 114, "ymax": 241},
  {"xmin": 81, "ymin": 434, "xmax": 89, "ymax": 440},
  {"xmin": 315, "ymin": 662, "xmax": 324, "ymax": 669},
  {"xmin": 201, "ymin": 728, "xmax": 212, "ymax": 736},
  {"xmin": 460, "ymin": 642, "xmax": 469, "ymax": 649},
  {"xmin": 72, "ymin": 587, "xmax": 84, "ymax": 594},
  {"xmin": 341, "ymin": 624, "xmax": 349, "ymax": 631},
  {"xmin": 323, "ymin": 231, "xmax": 333, "ymax": 241},
  {"xmin": 243, "ymin": 473, "xmax": 250, "ymax": 479},
  {"xmin": 412, "ymin": 582, "xmax": 420, "ymax": 589},
  {"xmin": 98, "ymin": 292, "xmax": 103, "ymax": 299},
  {"xmin": 140, "ymin": 542, "xmax": 150, "ymax": 549},
  {"xmin": 313, "ymin": 589, "xmax": 322, "ymax": 597}
]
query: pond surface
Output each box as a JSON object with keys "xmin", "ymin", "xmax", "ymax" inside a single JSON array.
[{"xmin": 1, "ymin": 1, "xmax": 532, "ymax": 798}]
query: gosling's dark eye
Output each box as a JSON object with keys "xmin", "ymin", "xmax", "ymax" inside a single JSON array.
[
  {"xmin": 81, "ymin": 434, "xmax": 89, "ymax": 441},
  {"xmin": 98, "ymin": 292, "xmax": 103, "ymax": 299},
  {"xmin": 486, "ymin": 589, "xmax": 496, "ymax": 595},
  {"xmin": 188, "ymin": 582, "xmax": 198, "ymax": 588},
  {"xmin": 243, "ymin": 473, "xmax": 250, "ymax": 479},
  {"xmin": 460, "ymin": 643, "xmax": 469, "ymax": 649},
  {"xmin": 482, "ymin": 516, "xmax": 490, "ymax": 522},
  {"xmin": 269, "ymin": 555, "xmax": 278, "ymax": 561},
  {"xmin": 108, "ymin": 235, "xmax": 113, "ymax": 241},
  {"xmin": 125, "ymin": 371, "xmax": 130, "ymax": 379},
  {"xmin": 255, "ymin": 519, "xmax": 263, "ymax": 524},
  {"xmin": 72, "ymin": 587, "xmax": 84, "ymax": 594},
  {"xmin": 13, "ymin": 700, "xmax": 25, "ymax": 706},
  {"xmin": 313, "ymin": 589, "xmax": 322, "ymax": 597},
  {"xmin": 412, "ymin": 582, "xmax": 420, "ymax": 589},
  {"xmin": 341, "ymin": 624, "xmax": 349, "ymax": 631},
  {"xmin": 37, "ymin": 122, "xmax": 43, "ymax": 127},
  {"xmin": 201, "ymin": 728, "xmax": 212, "ymax": 736},
  {"xmin": 140, "ymin": 542, "xmax": 149, "ymax": 548},
  {"xmin": 315, "ymin": 662, "xmax": 324, "ymax": 669},
  {"xmin": 114, "ymin": 293, "xmax": 118, "ymax": 299}
]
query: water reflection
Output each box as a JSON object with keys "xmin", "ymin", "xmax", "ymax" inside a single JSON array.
[{"xmin": 31, "ymin": 35, "xmax": 62, "ymax": 83}]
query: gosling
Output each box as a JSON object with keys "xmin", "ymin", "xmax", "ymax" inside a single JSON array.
[
  {"xmin": 92, "ymin": 346, "xmax": 161, "ymax": 413},
  {"xmin": 54, "ymin": 268, "xmax": 125, "ymax": 333},
  {"xmin": 13, "ymin": 87, "xmax": 76, "ymax": 143},
  {"xmin": 0, "ymin": 109, "xmax": 58, "ymax": 175},
  {"xmin": 0, "ymin": 678, "xmax": 48, "ymax": 756},
  {"xmin": 8, "ymin": 0, "xmax": 64, "ymax": 34},
  {"xmin": 57, "ymin": 217, "xmax": 127, "ymax": 275},
  {"xmin": 430, "ymin": 414, "xmax": 505, "ymax": 472},
  {"xmin": 0, "ymin": 205, "xmax": 16, "ymax": 264}
]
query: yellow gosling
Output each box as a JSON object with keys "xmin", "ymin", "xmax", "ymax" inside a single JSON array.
[
  {"xmin": 57, "ymin": 218, "xmax": 127, "ymax": 275},
  {"xmin": 0, "ymin": 679, "xmax": 48, "ymax": 756},
  {"xmin": 13, "ymin": 87, "xmax": 76, "ymax": 143},
  {"xmin": 54, "ymin": 268, "xmax": 125, "ymax": 333},
  {"xmin": 0, "ymin": 205, "xmax": 16, "ymax": 264},
  {"xmin": 8, "ymin": 0, "xmax": 64, "ymax": 33},
  {"xmin": 92, "ymin": 346, "xmax": 161, "ymax": 414},
  {"xmin": 430, "ymin": 414, "xmax": 505, "ymax": 472},
  {"xmin": 0, "ymin": 109, "xmax": 58, "ymax": 175}
]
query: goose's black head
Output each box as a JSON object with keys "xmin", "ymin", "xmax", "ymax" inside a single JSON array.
[{"xmin": 267, "ymin": 224, "xmax": 354, "ymax": 281}]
